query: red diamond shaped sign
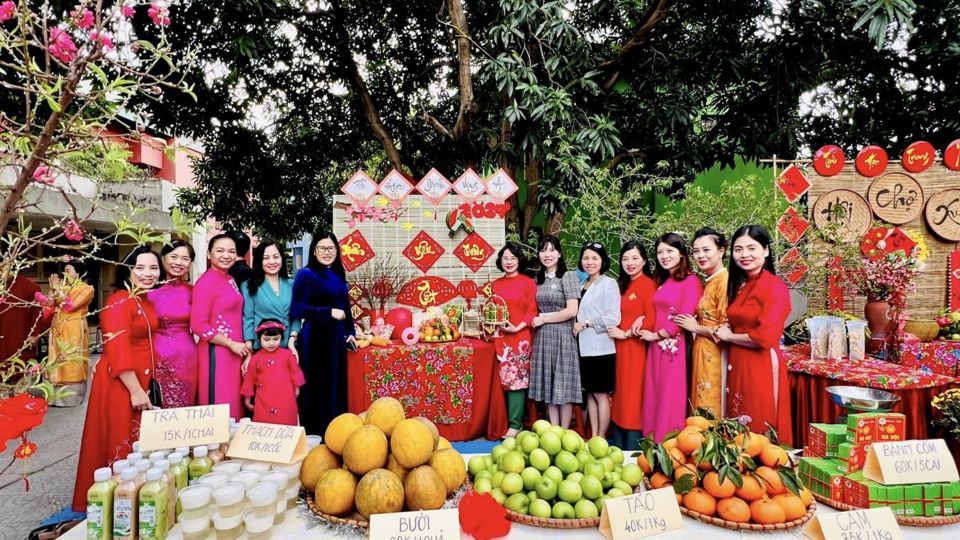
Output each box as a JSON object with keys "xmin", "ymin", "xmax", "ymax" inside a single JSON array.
[
  {"xmin": 484, "ymin": 168, "xmax": 518, "ymax": 201},
  {"xmin": 339, "ymin": 230, "xmax": 375, "ymax": 272},
  {"xmin": 776, "ymin": 164, "xmax": 811, "ymax": 203},
  {"xmin": 454, "ymin": 233, "xmax": 494, "ymax": 272},
  {"xmin": 347, "ymin": 282, "xmax": 365, "ymax": 303},
  {"xmin": 481, "ymin": 280, "xmax": 494, "ymax": 298},
  {"xmin": 777, "ymin": 207, "xmax": 810, "ymax": 245},
  {"xmin": 417, "ymin": 168, "xmax": 452, "ymax": 204},
  {"xmin": 402, "ymin": 231, "xmax": 445, "ymax": 273},
  {"xmin": 778, "ymin": 247, "xmax": 808, "ymax": 286},
  {"xmin": 453, "ymin": 169, "xmax": 486, "ymax": 203}
]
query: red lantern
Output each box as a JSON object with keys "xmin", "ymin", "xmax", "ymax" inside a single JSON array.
[
  {"xmin": 855, "ymin": 146, "xmax": 888, "ymax": 177},
  {"xmin": 901, "ymin": 141, "xmax": 936, "ymax": 173}
]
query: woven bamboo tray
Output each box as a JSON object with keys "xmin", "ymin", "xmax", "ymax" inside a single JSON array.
[
  {"xmin": 305, "ymin": 491, "xmax": 370, "ymax": 529},
  {"xmin": 812, "ymin": 491, "xmax": 960, "ymax": 527},
  {"xmin": 465, "ymin": 477, "xmax": 604, "ymax": 529},
  {"xmin": 643, "ymin": 479, "xmax": 816, "ymax": 531}
]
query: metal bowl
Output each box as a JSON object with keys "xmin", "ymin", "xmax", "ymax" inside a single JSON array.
[{"xmin": 826, "ymin": 385, "xmax": 901, "ymax": 412}]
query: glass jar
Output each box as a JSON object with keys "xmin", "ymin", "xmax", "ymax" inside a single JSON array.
[
  {"xmin": 212, "ymin": 482, "xmax": 246, "ymax": 520},
  {"xmin": 177, "ymin": 485, "xmax": 212, "ymax": 523},
  {"xmin": 261, "ymin": 472, "xmax": 290, "ymax": 524}
]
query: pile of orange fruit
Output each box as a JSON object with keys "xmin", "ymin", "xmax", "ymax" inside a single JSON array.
[
  {"xmin": 639, "ymin": 415, "xmax": 814, "ymax": 526},
  {"xmin": 418, "ymin": 319, "xmax": 460, "ymax": 342}
]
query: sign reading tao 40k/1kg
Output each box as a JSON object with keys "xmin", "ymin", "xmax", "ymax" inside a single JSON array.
[
  {"xmin": 599, "ymin": 487, "xmax": 683, "ymax": 540},
  {"xmin": 138, "ymin": 404, "xmax": 231, "ymax": 452}
]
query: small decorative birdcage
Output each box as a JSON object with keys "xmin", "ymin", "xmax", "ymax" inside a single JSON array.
[
  {"xmin": 480, "ymin": 294, "xmax": 509, "ymax": 340},
  {"xmin": 461, "ymin": 309, "xmax": 482, "ymax": 338}
]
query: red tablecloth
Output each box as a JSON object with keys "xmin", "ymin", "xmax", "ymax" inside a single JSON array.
[
  {"xmin": 785, "ymin": 344, "xmax": 960, "ymax": 448},
  {"xmin": 348, "ymin": 338, "xmax": 508, "ymax": 441}
]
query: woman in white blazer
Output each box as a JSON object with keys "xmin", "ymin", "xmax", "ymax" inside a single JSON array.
[{"xmin": 573, "ymin": 242, "xmax": 621, "ymax": 439}]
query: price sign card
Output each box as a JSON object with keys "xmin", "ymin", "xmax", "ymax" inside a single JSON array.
[
  {"xmin": 138, "ymin": 404, "xmax": 230, "ymax": 452},
  {"xmin": 804, "ymin": 507, "xmax": 902, "ymax": 540},
  {"xmin": 599, "ymin": 487, "xmax": 683, "ymax": 540},
  {"xmin": 863, "ymin": 439, "xmax": 960, "ymax": 485},
  {"xmin": 369, "ymin": 509, "xmax": 460, "ymax": 540},
  {"xmin": 226, "ymin": 421, "xmax": 307, "ymax": 464}
]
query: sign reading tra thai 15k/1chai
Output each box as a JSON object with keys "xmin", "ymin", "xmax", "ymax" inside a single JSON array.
[
  {"xmin": 138, "ymin": 404, "xmax": 230, "ymax": 452},
  {"xmin": 227, "ymin": 421, "xmax": 308, "ymax": 464},
  {"xmin": 599, "ymin": 487, "xmax": 683, "ymax": 540}
]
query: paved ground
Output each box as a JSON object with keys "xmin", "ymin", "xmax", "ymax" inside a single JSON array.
[{"xmin": 0, "ymin": 366, "xmax": 90, "ymax": 540}]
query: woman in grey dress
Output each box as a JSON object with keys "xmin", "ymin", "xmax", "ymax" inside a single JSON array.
[{"xmin": 530, "ymin": 235, "xmax": 582, "ymax": 428}]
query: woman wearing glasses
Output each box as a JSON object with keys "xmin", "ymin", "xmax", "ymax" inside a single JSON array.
[
  {"xmin": 573, "ymin": 242, "xmax": 620, "ymax": 440},
  {"xmin": 637, "ymin": 233, "xmax": 702, "ymax": 441},
  {"xmin": 529, "ymin": 235, "xmax": 581, "ymax": 428},
  {"xmin": 291, "ymin": 232, "xmax": 356, "ymax": 434}
]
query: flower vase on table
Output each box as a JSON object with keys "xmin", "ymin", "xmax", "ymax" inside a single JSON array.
[{"xmin": 864, "ymin": 299, "xmax": 891, "ymax": 338}]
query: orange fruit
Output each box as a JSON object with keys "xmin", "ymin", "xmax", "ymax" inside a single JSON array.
[
  {"xmin": 682, "ymin": 487, "xmax": 717, "ymax": 516},
  {"xmin": 667, "ymin": 447, "xmax": 686, "ymax": 467},
  {"xmin": 650, "ymin": 472, "xmax": 671, "ymax": 490},
  {"xmin": 663, "ymin": 438, "xmax": 678, "ymax": 451},
  {"xmin": 637, "ymin": 453, "xmax": 653, "ymax": 474},
  {"xmin": 717, "ymin": 496, "xmax": 751, "ymax": 523},
  {"xmin": 799, "ymin": 488, "xmax": 813, "ymax": 507},
  {"xmin": 685, "ymin": 416, "xmax": 711, "ymax": 432},
  {"xmin": 734, "ymin": 432, "xmax": 767, "ymax": 458},
  {"xmin": 674, "ymin": 464, "xmax": 699, "ymax": 485},
  {"xmin": 693, "ymin": 449, "xmax": 715, "ymax": 471},
  {"xmin": 734, "ymin": 474, "xmax": 765, "ymax": 501},
  {"xmin": 760, "ymin": 445, "xmax": 789, "ymax": 467},
  {"xmin": 750, "ymin": 497, "xmax": 786, "ymax": 524},
  {"xmin": 676, "ymin": 429, "xmax": 705, "ymax": 455},
  {"xmin": 773, "ymin": 494, "xmax": 807, "ymax": 521},
  {"xmin": 754, "ymin": 466, "xmax": 786, "ymax": 496},
  {"xmin": 703, "ymin": 471, "xmax": 736, "ymax": 499}
]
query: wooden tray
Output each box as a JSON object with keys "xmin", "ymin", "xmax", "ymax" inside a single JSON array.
[
  {"xmin": 812, "ymin": 491, "xmax": 960, "ymax": 527},
  {"xmin": 305, "ymin": 492, "xmax": 370, "ymax": 529}
]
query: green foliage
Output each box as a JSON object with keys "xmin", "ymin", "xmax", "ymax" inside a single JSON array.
[{"xmin": 60, "ymin": 141, "xmax": 146, "ymax": 182}]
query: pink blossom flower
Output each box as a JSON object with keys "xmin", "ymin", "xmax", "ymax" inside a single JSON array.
[
  {"xmin": 0, "ymin": 1, "xmax": 16, "ymax": 23},
  {"xmin": 147, "ymin": 3, "xmax": 170, "ymax": 26},
  {"xmin": 90, "ymin": 31, "xmax": 114, "ymax": 50},
  {"xmin": 34, "ymin": 292, "xmax": 50, "ymax": 305},
  {"xmin": 63, "ymin": 297, "xmax": 75, "ymax": 312},
  {"xmin": 121, "ymin": 3, "xmax": 136, "ymax": 18},
  {"xmin": 64, "ymin": 219, "xmax": 85, "ymax": 241},
  {"xmin": 71, "ymin": 8, "xmax": 95, "ymax": 29},
  {"xmin": 32, "ymin": 164, "xmax": 55, "ymax": 185},
  {"xmin": 49, "ymin": 27, "xmax": 78, "ymax": 64}
]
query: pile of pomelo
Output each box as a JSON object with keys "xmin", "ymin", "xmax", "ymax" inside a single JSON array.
[
  {"xmin": 467, "ymin": 420, "xmax": 643, "ymax": 520},
  {"xmin": 300, "ymin": 397, "xmax": 466, "ymax": 520},
  {"xmin": 640, "ymin": 414, "xmax": 813, "ymax": 526}
]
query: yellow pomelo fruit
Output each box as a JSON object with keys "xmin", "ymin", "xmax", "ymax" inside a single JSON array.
[
  {"xmin": 414, "ymin": 417, "xmax": 440, "ymax": 448},
  {"xmin": 437, "ymin": 436, "xmax": 452, "ymax": 450},
  {"xmin": 365, "ymin": 397, "xmax": 406, "ymax": 437},
  {"xmin": 391, "ymin": 418, "xmax": 436, "ymax": 468},
  {"xmin": 343, "ymin": 425, "xmax": 388, "ymax": 475},
  {"xmin": 324, "ymin": 413, "xmax": 364, "ymax": 455},
  {"xmin": 404, "ymin": 465, "xmax": 447, "ymax": 511},
  {"xmin": 300, "ymin": 444, "xmax": 341, "ymax": 491},
  {"xmin": 314, "ymin": 468, "xmax": 357, "ymax": 516},
  {"xmin": 386, "ymin": 454, "xmax": 410, "ymax": 484},
  {"xmin": 355, "ymin": 469, "xmax": 405, "ymax": 519},
  {"xmin": 429, "ymin": 449, "xmax": 466, "ymax": 495}
]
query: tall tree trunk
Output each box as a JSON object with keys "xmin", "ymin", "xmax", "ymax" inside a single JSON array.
[
  {"xmin": 500, "ymin": 90, "xmax": 521, "ymax": 238},
  {"xmin": 447, "ymin": 0, "xmax": 476, "ymax": 140},
  {"xmin": 545, "ymin": 212, "xmax": 565, "ymax": 236},
  {"xmin": 521, "ymin": 149, "xmax": 539, "ymax": 243}
]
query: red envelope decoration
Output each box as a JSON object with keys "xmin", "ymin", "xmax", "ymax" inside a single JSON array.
[
  {"xmin": 902, "ymin": 141, "xmax": 936, "ymax": 173},
  {"xmin": 944, "ymin": 139, "xmax": 960, "ymax": 171},
  {"xmin": 778, "ymin": 247, "xmax": 808, "ymax": 286},
  {"xmin": 339, "ymin": 230, "xmax": 375, "ymax": 272},
  {"xmin": 454, "ymin": 233, "xmax": 495, "ymax": 272},
  {"xmin": 776, "ymin": 164, "xmax": 811, "ymax": 203},
  {"xmin": 860, "ymin": 226, "xmax": 889, "ymax": 260},
  {"xmin": 395, "ymin": 276, "xmax": 457, "ymax": 308},
  {"xmin": 458, "ymin": 279, "xmax": 479, "ymax": 300},
  {"xmin": 813, "ymin": 145, "xmax": 845, "ymax": 176},
  {"xmin": 950, "ymin": 249, "xmax": 960, "ymax": 311},
  {"xmin": 855, "ymin": 145, "xmax": 888, "ymax": 177},
  {"xmin": 402, "ymin": 231, "xmax": 445, "ymax": 273},
  {"xmin": 776, "ymin": 207, "xmax": 809, "ymax": 245}
]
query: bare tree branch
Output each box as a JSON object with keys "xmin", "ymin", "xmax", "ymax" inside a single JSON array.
[{"xmin": 598, "ymin": 0, "xmax": 672, "ymax": 92}]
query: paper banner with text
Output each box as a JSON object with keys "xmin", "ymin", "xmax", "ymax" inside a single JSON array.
[
  {"xmin": 379, "ymin": 169, "xmax": 415, "ymax": 208},
  {"xmin": 863, "ymin": 439, "xmax": 960, "ymax": 485},
  {"xmin": 599, "ymin": 487, "xmax": 683, "ymax": 540},
  {"xmin": 369, "ymin": 509, "xmax": 460, "ymax": 540},
  {"xmin": 138, "ymin": 404, "xmax": 230, "ymax": 452},
  {"xmin": 342, "ymin": 170, "xmax": 380, "ymax": 205},
  {"xmin": 227, "ymin": 421, "xmax": 308, "ymax": 464},
  {"xmin": 803, "ymin": 507, "xmax": 901, "ymax": 540}
]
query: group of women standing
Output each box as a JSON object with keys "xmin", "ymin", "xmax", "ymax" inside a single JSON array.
[
  {"xmin": 72, "ymin": 232, "xmax": 354, "ymax": 512},
  {"xmin": 492, "ymin": 225, "xmax": 793, "ymax": 450}
]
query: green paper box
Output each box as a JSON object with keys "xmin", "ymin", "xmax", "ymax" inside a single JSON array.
[
  {"xmin": 903, "ymin": 484, "xmax": 923, "ymax": 517},
  {"xmin": 923, "ymin": 484, "xmax": 942, "ymax": 517},
  {"xmin": 887, "ymin": 486, "xmax": 905, "ymax": 516}
]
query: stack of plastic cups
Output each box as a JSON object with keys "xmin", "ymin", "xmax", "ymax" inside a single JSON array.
[
  {"xmin": 271, "ymin": 462, "xmax": 302, "ymax": 510},
  {"xmin": 178, "ymin": 485, "xmax": 212, "ymax": 540},
  {"xmin": 232, "ymin": 471, "xmax": 262, "ymax": 498},
  {"xmin": 197, "ymin": 472, "xmax": 230, "ymax": 492},
  {"xmin": 212, "ymin": 461, "xmax": 243, "ymax": 476},
  {"xmin": 261, "ymin": 471, "xmax": 290, "ymax": 524},
  {"xmin": 241, "ymin": 461, "xmax": 271, "ymax": 474},
  {"xmin": 211, "ymin": 482, "xmax": 246, "ymax": 540},
  {"xmin": 243, "ymin": 482, "xmax": 277, "ymax": 540}
]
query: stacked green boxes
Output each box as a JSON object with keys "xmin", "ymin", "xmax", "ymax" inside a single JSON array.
[
  {"xmin": 799, "ymin": 457, "xmax": 845, "ymax": 501},
  {"xmin": 808, "ymin": 423, "xmax": 846, "ymax": 458},
  {"xmin": 837, "ymin": 441, "xmax": 868, "ymax": 473},
  {"xmin": 846, "ymin": 412, "xmax": 906, "ymax": 444},
  {"xmin": 903, "ymin": 484, "xmax": 923, "ymax": 517}
]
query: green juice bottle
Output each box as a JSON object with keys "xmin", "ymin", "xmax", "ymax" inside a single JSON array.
[
  {"xmin": 167, "ymin": 453, "xmax": 188, "ymax": 518},
  {"xmin": 138, "ymin": 468, "xmax": 169, "ymax": 540},
  {"xmin": 187, "ymin": 446, "xmax": 212, "ymax": 485},
  {"xmin": 86, "ymin": 467, "xmax": 115, "ymax": 540}
]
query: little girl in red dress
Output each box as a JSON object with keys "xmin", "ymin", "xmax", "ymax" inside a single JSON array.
[{"xmin": 241, "ymin": 319, "xmax": 306, "ymax": 425}]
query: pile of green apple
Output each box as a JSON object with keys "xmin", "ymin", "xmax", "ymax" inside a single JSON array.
[{"xmin": 467, "ymin": 420, "xmax": 643, "ymax": 520}]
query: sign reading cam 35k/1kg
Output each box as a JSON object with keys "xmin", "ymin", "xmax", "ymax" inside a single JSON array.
[
  {"xmin": 863, "ymin": 439, "xmax": 960, "ymax": 485},
  {"xmin": 803, "ymin": 507, "xmax": 902, "ymax": 540},
  {"xmin": 137, "ymin": 404, "xmax": 231, "ymax": 452},
  {"xmin": 227, "ymin": 421, "xmax": 308, "ymax": 464}
]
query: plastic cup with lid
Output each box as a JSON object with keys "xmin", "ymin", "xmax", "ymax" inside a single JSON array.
[
  {"xmin": 212, "ymin": 482, "xmax": 246, "ymax": 519},
  {"xmin": 305, "ymin": 435, "xmax": 322, "ymax": 449},
  {"xmin": 232, "ymin": 470, "xmax": 262, "ymax": 492},
  {"xmin": 242, "ymin": 508, "xmax": 273, "ymax": 540},
  {"xmin": 211, "ymin": 509, "xmax": 244, "ymax": 540},
  {"xmin": 241, "ymin": 461, "xmax": 272, "ymax": 474},
  {"xmin": 261, "ymin": 471, "xmax": 290, "ymax": 524},
  {"xmin": 197, "ymin": 472, "xmax": 230, "ymax": 491},
  {"xmin": 246, "ymin": 481, "xmax": 279, "ymax": 520},
  {"xmin": 212, "ymin": 461, "xmax": 243, "ymax": 476},
  {"xmin": 178, "ymin": 484, "xmax": 213, "ymax": 521}
]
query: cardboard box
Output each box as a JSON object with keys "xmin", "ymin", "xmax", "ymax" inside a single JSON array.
[
  {"xmin": 846, "ymin": 412, "xmax": 906, "ymax": 444},
  {"xmin": 924, "ymin": 484, "xmax": 943, "ymax": 517},
  {"xmin": 903, "ymin": 484, "xmax": 923, "ymax": 517},
  {"xmin": 886, "ymin": 485, "xmax": 905, "ymax": 516},
  {"xmin": 838, "ymin": 442, "xmax": 869, "ymax": 473},
  {"xmin": 799, "ymin": 457, "xmax": 845, "ymax": 501},
  {"xmin": 808, "ymin": 423, "xmax": 846, "ymax": 458},
  {"xmin": 942, "ymin": 483, "xmax": 957, "ymax": 516}
]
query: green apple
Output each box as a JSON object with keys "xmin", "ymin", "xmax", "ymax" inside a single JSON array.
[
  {"xmin": 599, "ymin": 456, "xmax": 614, "ymax": 473},
  {"xmin": 474, "ymin": 470, "xmax": 492, "ymax": 481},
  {"xmin": 561, "ymin": 431, "xmax": 583, "ymax": 453},
  {"xmin": 502, "ymin": 436, "xmax": 517, "ymax": 451},
  {"xmin": 594, "ymin": 495, "xmax": 609, "ymax": 511},
  {"xmin": 491, "ymin": 444, "xmax": 508, "ymax": 460},
  {"xmin": 613, "ymin": 480, "xmax": 633, "ymax": 495},
  {"xmin": 473, "ymin": 477, "xmax": 493, "ymax": 494},
  {"xmin": 532, "ymin": 419, "xmax": 552, "ymax": 436},
  {"xmin": 609, "ymin": 470, "xmax": 621, "ymax": 484},
  {"xmin": 551, "ymin": 501, "xmax": 575, "ymax": 519},
  {"xmin": 487, "ymin": 464, "xmax": 499, "ymax": 474},
  {"xmin": 587, "ymin": 436, "xmax": 610, "ymax": 458},
  {"xmin": 555, "ymin": 451, "xmax": 579, "ymax": 474},
  {"xmin": 579, "ymin": 475, "xmax": 603, "ymax": 500},
  {"xmin": 505, "ymin": 493, "xmax": 529, "ymax": 514},
  {"xmin": 620, "ymin": 464, "xmax": 643, "ymax": 487},
  {"xmin": 529, "ymin": 448, "xmax": 551, "ymax": 472},
  {"xmin": 482, "ymin": 455, "xmax": 494, "ymax": 469},
  {"xmin": 530, "ymin": 499, "xmax": 552, "ymax": 518},
  {"xmin": 492, "ymin": 488, "xmax": 507, "ymax": 505},
  {"xmin": 501, "ymin": 472, "xmax": 524, "ymax": 495},
  {"xmin": 549, "ymin": 425, "xmax": 565, "ymax": 437},
  {"xmin": 520, "ymin": 433, "xmax": 540, "ymax": 454},
  {"xmin": 609, "ymin": 447, "xmax": 625, "ymax": 466},
  {"xmin": 521, "ymin": 467, "xmax": 542, "ymax": 491},
  {"xmin": 951, "ymin": 312, "xmax": 960, "ymax": 323},
  {"xmin": 576, "ymin": 451, "xmax": 593, "ymax": 471},
  {"xmin": 566, "ymin": 472, "xmax": 584, "ymax": 484},
  {"xmin": 468, "ymin": 456, "xmax": 486, "ymax": 476},
  {"xmin": 583, "ymin": 461, "xmax": 605, "ymax": 481},
  {"xmin": 600, "ymin": 472, "xmax": 615, "ymax": 489},
  {"xmin": 535, "ymin": 476, "xmax": 558, "ymax": 501},
  {"xmin": 499, "ymin": 451, "xmax": 526, "ymax": 474},
  {"xmin": 491, "ymin": 470, "xmax": 505, "ymax": 488},
  {"xmin": 607, "ymin": 487, "xmax": 626, "ymax": 498},
  {"xmin": 527, "ymin": 490, "xmax": 539, "ymax": 502},
  {"xmin": 539, "ymin": 431, "xmax": 562, "ymax": 456},
  {"xmin": 574, "ymin": 499, "xmax": 599, "ymax": 519},
  {"xmin": 543, "ymin": 466, "xmax": 563, "ymax": 485},
  {"xmin": 558, "ymin": 479, "xmax": 583, "ymax": 504}
]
